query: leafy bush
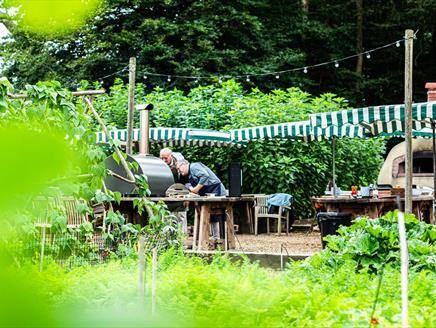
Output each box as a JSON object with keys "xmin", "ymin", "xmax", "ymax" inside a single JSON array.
[
  {"xmin": 93, "ymin": 79, "xmax": 385, "ymax": 218},
  {"xmin": 6, "ymin": 252, "xmax": 435, "ymax": 327},
  {"xmin": 306, "ymin": 211, "xmax": 436, "ymax": 273}
]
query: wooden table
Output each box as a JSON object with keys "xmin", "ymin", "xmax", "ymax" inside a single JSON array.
[
  {"xmin": 120, "ymin": 196, "xmax": 255, "ymax": 250},
  {"xmin": 312, "ymin": 195, "xmax": 434, "ymax": 224}
]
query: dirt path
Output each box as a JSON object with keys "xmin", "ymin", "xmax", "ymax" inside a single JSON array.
[{"xmin": 233, "ymin": 231, "xmax": 323, "ymax": 255}]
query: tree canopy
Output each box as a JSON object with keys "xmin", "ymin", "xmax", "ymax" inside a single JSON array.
[{"xmin": 1, "ymin": 0, "xmax": 436, "ymax": 106}]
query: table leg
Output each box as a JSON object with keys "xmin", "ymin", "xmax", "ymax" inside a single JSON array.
[
  {"xmin": 192, "ymin": 206, "xmax": 199, "ymax": 250},
  {"xmin": 245, "ymin": 202, "xmax": 254, "ymax": 234},
  {"xmin": 198, "ymin": 205, "xmax": 210, "ymax": 251},
  {"xmin": 226, "ymin": 206, "xmax": 236, "ymax": 249}
]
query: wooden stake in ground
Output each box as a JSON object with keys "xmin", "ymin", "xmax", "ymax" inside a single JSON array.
[
  {"xmin": 397, "ymin": 208, "xmax": 409, "ymax": 328},
  {"xmin": 39, "ymin": 226, "xmax": 46, "ymax": 272},
  {"xmin": 152, "ymin": 248, "xmax": 157, "ymax": 315},
  {"xmin": 138, "ymin": 235, "xmax": 145, "ymax": 304}
]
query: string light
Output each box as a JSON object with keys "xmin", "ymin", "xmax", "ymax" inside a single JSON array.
[
  {"xmin": 143, "ymin": 75, "xmax": 148, "ymax": 79},
  {"xmin": 194, "ymin": 78, "xmax": 199, "ymax": 83},
  {"xmin": 141, "ymin": 36, "xmax": 410, "ymax": 83}
]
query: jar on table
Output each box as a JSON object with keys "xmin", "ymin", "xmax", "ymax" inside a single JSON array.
[{"xmin": 351, "ymin": 185, "xmax": 358, "ymax": 198}]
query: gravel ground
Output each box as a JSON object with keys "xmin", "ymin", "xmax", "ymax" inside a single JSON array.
[{"xmin": 233, "ymin": 231, "xmax": 323, "ymax": 255}]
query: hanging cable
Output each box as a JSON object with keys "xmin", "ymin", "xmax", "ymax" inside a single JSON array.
[{"xmin": 142, "ymin": 36, "xmax": 409, "ymax": 82}]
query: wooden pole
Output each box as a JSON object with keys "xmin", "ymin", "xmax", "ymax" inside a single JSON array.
[
  {"xmin": 433, "ymin": 121, "xmax": 436, "ymax": 223},
  {"xmin": 404, "ymin": 29, "xmax": 414, "ymax": 214},
  {"xmin": 332, "ymin": 138, "xmax": 337, "ymax": 198},
  {"xmin": 397, "ymin": 209, "xmax": 409, "ymax": 328},
  {"xmin": 127, "ymin": 57, "xmax": 136, "ymax": 155},
  {"xmin": 39, "ymin": 226, "xmax": 46, "ymax": 272},
  {"xmin": 138, "ymin": 235, "xmax": 145, "ymax": 304},
  {"xmin": 151, "ymin": 248, "xmax": 157, "ymax": 315}
]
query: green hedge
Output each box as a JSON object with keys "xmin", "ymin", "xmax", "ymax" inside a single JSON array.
[{"xmin": 93, "ymin": 79, "xmax": 385, "ymax": 218}]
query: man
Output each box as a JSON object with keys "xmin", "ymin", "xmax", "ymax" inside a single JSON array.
[
  {"xmin": 159, "ymin": 148, "xmax": 188, "ymax": 234},
  {"xmin": 159, "ymin": 148, "xmax": 184, "ymax": 183},
  {"xmin": 176, "ymin": 160, "xmax": 226, "ymax": 197},
  {"xmin": 177, "ymin": 160, "xmax": 226, "ymax": 240}
]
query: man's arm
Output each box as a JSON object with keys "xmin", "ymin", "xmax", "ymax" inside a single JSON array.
[{"xmin": 190, "ymin": 183, "xmax": 203, "ymax": 194}]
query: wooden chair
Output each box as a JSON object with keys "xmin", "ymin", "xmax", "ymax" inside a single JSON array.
[
  {"xmin": 254, "ymin": 195, "xmax": 290, "ymax": 236},
  {"xmin": 34, "ymin": 196, "xmax": 90, "ymax": 228}
]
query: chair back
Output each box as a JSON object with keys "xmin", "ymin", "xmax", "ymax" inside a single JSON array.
[
  {"xmin": 254, "ymin": 195, "xmax": 269, "ymax": 214},
  {"xmin": 34, "ymin": 196, "xmax": 89, "ymax": 228}
]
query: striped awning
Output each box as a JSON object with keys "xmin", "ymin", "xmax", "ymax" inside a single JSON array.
[
  {"xmin": 96, "ymin": 128, "xmax": 242, "ymax": 147},
  {"xmin": 310, "ymin": 101, "xmax": 436, "ymax": 135},
  {"xmin": 230, "ymin": 121, "xmax": 368, "ymax": 142}
]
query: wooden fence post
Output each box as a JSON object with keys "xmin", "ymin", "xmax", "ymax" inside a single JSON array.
[
  {"xmin": 152, "ymin": 248, "xmax": 157, "ymax": 315},
  {"xmin": 138, "ymin": 235, "xmax": 145, "ymax": 304}
]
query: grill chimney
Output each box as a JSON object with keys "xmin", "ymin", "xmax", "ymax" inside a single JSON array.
[{"xmin": 137, "ymin": 103, "xmax": 154, "ymax": 154}]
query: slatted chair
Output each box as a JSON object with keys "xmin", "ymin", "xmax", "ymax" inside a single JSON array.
[
  {"xmin": 34, "ymin": 197, "xmax": 90, "ymax": 228},
  {"xmin": 254, "ymin": 195, "xmax": 290, "ymax": 236}
]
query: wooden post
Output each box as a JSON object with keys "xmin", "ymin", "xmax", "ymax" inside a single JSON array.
[
  {"xmin": 127, "ymin": 57, "xmax": 136, "ymax": 155},
  {"xmin": 332, "ymin": 138, "xmax": 337, "ymax": 198},
  {"xmin": 397, "ymin": 209, "xmax": 409, "ymax": 328},
  {"xmin": 39, "ymin": 226, "xmax": 46, "ymax": 272},
  {"xmin": 151, "ymin": 248, "xmax": 157, "ymax": 315},
  {"xmin": 404, "ymin": 29, "xmax": 414, "ymax": 214},
  {"xmin": 138, "ymin": 235, "xmax": 145, "ymax": 304},
  {"xmin": 432, "ymin": 121, "xmax": 436, "ymax": 223}
]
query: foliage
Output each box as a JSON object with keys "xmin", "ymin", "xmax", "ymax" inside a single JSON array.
[
  {"xmin": 0, "ymin": 79, "xmax": 107, "ymax": 214},
  {"xmin": 1, "ymin": 1, "xmax": 436, "ymax": 105},
  {"xmin": 304, "ymin": 211, "xmax": 436, "ymax": 274},
  {"xmin": 5, "ymin": 252, "xmax": 435, "ymax": 327},
  {"xmin": 93, "ymin": 79, "xmax": 385, "ymax": 218},
  {"xmin": 2, "ymin": 0, "xmax": 103, "ymax": 37}
]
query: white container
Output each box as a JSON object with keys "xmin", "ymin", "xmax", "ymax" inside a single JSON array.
[{"xmin": 360, "ymin": 186, "xmax": 370, "ymax": 197}]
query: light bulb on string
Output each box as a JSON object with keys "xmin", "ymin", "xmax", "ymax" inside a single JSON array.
[
  {"xmin": 396, "ymin": 41, "xmax": 400, "ymax": 47},
  {"xmin": 167, "ymin": 75, "xmax": 171, "ymax": 82},
  {"xmin": 303, "ymin": 67, "xmax": 308, "ymax": 74},
  {"xmin": 366, "ymin": 52, "xmax": 371, "ymax": 59},
  {"xmin": 144, "ymin": 75, "xmax": 148, "ymax": 80},
  {"xmin": 194, "ymin": 78, "xmax": 199, "ymax": 83},
  {"xmin": 334, "ymin": 61, "xmax": 339, "ymax": 68},
  {"xmin": 275, "ymin": 74, "xmax": 280, "ymax": 79},
  {"xmin": 246, "ymin": 76, "xmax": 250, "ymax": 82}
]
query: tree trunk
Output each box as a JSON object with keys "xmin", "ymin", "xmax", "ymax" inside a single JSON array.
[
  {"xmin": 301, "ymin": 0, "xmax": 309, "ymax": 17},
  {"xmin": 355, "ymin": 0, "xmax": 363, "ymax": 93}
]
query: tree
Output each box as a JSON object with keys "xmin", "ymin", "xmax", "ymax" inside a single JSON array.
[{"xmin": 1, "ymin": 0, "xmax": 436, "ymax": 106}]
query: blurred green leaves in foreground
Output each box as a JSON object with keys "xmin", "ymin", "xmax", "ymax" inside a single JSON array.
[
  {"xmin": 2, "ymin": 0, "xmax": 103, "ymax": 37},
  {"xmin": 0, "ymin": 123, "xmax": 75, "ymax": 216}
]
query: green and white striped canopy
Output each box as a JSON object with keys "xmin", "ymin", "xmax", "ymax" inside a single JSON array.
[
  {"xmin": 96, "ymin": 128, "xmax": 241, "ymax": 147},
  {"xmin": 310, "ymin": 101, "xmax": 436, "ymax": 135},
  {"xmin": 230, "ymin": 121, "xmax": 368, "ymax": 142}
]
